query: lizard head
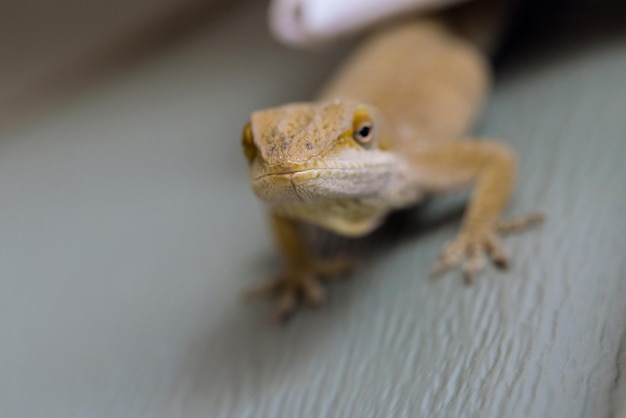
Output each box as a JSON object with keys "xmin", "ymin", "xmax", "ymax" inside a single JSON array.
[{"xmin": 241, "ymin": 99, "xmax": 398, "ymax": 236}]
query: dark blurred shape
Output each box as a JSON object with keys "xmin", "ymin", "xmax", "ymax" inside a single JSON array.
[
  {"xmin": 497, "ymin": 0, "xmax": 626, "ymax": 64},
  {"xmin": 0, "ymin": 0, "xmax": 233, "ymax": 131}
]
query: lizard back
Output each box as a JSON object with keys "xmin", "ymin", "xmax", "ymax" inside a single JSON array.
[{"xmin": 318, "ymin": 20, "xmax": 490, "ymax": 149}]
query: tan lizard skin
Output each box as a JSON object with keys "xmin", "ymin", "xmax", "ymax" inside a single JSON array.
[{"xmin": 241, "ymin": 18, "xmax": 542, "ymax": 321}]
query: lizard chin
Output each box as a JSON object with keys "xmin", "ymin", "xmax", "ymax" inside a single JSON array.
[{"xmin": 251, "ymin": 166, "xmax": 394, "ymax": 236}]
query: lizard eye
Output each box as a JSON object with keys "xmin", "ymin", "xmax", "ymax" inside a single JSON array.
[
  {"xmin": 241, "ymin": 122, "xmax": 257, "ymax": 163},
  {"xmin": 353, "ymin": 122, "xmax": 374, "ymax": 146},
  {"xmin": 352, "ymin": 107, "xmax": 374, "ymax": 147}
]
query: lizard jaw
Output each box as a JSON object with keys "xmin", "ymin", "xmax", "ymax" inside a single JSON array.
[{"xmin": 251, "ymin": 164, "xmax": 393, "ymax": 206}]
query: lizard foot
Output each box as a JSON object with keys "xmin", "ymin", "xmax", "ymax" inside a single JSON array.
[
  {"xmin": 431, "ymin": 213, "xmax": 544, "ymax": 283},
  {"xmin": 246, "ymin": 257, "xmax": 357, "ymax": 322}
]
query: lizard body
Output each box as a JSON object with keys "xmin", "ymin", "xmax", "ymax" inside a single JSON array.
[{"xmin": 242, "ymin": 19, "xmax": 541, "ymax": 320}]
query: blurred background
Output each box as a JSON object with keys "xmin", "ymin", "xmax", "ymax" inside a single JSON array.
[
  {"xmin": 1, "ymin": 0, "xmax": 624, "ymax": 130},
  {"xmin": 0, "ymin": 1, "xmax": 625, "ymax": 417},
  {"xmin": 0, "ymin": 0, "xmax": 228, "ymax": 129}
]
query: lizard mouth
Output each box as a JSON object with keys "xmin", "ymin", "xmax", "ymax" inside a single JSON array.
[
  {"xmin": 253, "ymin": 166, "xmax": 363, "ymax": 182},
  {"xmin": 251, "ymin": 165, "xmax": 393, "ymax": 205}
]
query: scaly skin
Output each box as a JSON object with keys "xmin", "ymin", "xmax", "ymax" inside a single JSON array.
[{"xmin": 242, "ymin": 19, "xmax": 542, "ymax": 321}]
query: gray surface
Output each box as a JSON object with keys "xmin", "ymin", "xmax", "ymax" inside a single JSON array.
[{"xmin": 1, "ymin": 2, "xmax": 626, "ymax": 417}]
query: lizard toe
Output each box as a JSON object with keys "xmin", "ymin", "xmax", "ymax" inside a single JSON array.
[
  {"xmin": 274, "ymin": 289, "xmax": 298, "ymax": 323},
  {"xmin": 300, "ymin": 275, "xmax": 326, "ymax": 307},
  {"xmin": 462, "ymin": 243, "xmax": 486, "ymax": 284},
  {"xmin": 485, "ymin": 233, "xmax": 510, "ymax": 269},
  {"xmin": 431, "ymin": 236, "xmax": 468, "ymax": 277},
  {"xmin": 496, "ymin": 213, "xmax": 545, "ymax": 235}
]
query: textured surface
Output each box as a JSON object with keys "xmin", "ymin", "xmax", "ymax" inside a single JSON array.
[{"xmin": 1, "ymin": 1, "xmax": 625, "ymax": 417}]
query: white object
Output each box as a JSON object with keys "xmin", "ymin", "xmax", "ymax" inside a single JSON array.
[{"xmin": 269, "ymin": 0, "xmax": 470, "ymax": 47}]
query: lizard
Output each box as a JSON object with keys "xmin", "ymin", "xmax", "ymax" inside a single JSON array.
[{"xmin": 240, "ymin": 17, "xmax": 542, "ymax": 320}]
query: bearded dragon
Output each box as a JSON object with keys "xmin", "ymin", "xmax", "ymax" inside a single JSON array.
[{"xmin": 241, "ymin": 19, "xmax": 542, "ymax": 320}]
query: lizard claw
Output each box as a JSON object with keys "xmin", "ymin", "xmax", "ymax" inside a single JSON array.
[
  {"xmin": 245, "ymin": 256, "xmax": 358, "ymax": 322},
  {"xmin": 245, "ymin": 271, "xmax": 326, "ymax": 322},
  {"xmin": 431, "ymin": 213, "xmax": 543, "ymax": 283},
  {"xmin": 431, "ymin": 234, "xmax": 496, "ymax": 283},
  {"xmin": 462, "ymin": 242, "xmax": 487, "ymax": 284}
]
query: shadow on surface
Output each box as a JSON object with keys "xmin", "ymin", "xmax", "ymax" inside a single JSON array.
[{"xmin": 175, "ymin": 197, "xmax": 469, "ymax": 406}]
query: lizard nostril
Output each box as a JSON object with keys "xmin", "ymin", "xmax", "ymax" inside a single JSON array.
[{"xmin": 241, "ymin": 122, "xmax": 258, "ymax": 163}]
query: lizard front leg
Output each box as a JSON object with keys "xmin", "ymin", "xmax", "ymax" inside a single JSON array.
[
  {"xmin": 247, "ymin": 213, "xmax": 354, "ymax": 321},
  {"xmin": 410, "ymin": 140, "xmax": 543, "ymax": 283}
]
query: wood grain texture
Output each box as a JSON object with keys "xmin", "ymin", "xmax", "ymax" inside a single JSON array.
[{"xmin": 0, "ymin": 1, "xmax": 625, "ymax": 417}]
